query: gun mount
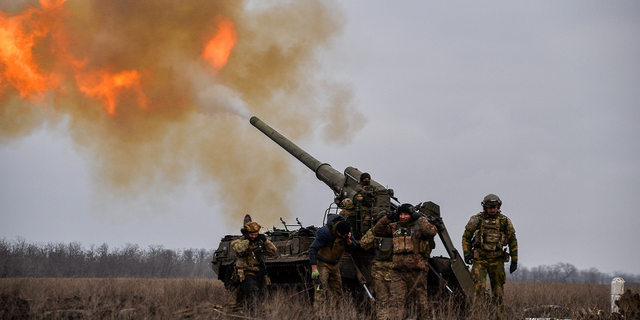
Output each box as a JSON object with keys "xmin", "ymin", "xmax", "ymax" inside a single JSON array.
[{"xmin": 211, "ymin": 116, "xmax": 475, "ymax": 305}]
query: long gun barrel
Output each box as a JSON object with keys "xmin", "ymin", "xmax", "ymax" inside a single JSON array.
[{"xmin": 250, "ymin": 116, "xmax": 347, "ymax": 196}]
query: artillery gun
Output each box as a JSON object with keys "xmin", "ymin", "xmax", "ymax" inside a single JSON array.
[{"xmin": 211, "ymin": 116, "xmax": 474, "ymax": 302}]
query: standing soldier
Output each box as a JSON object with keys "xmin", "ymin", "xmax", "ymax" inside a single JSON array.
[
  {"xmin": 462, "ymin": 194, "xmax": 518, "ymax": 320},
  {"xmin": 353, "ymin": 172, "xmax": 376, "ymax": 236},
  {"xmin": 360, "ymin": 214, "xmax": 393, "ymax": 320},
  {"xmin": 231, "ymin": 221, "xmax": 277, "ymax": 317},
  {"xmin": 308, "ymin": 214, "xmax": 357, "ymax": 309},
  {"xmin": 373, "ymin": 203, "xmax": 438, "ymax": 320}
]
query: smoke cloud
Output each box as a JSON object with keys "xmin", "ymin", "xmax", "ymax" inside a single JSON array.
[{"xmin": 0, "ymin": 0, "xmax": 364, "ymax": 227}]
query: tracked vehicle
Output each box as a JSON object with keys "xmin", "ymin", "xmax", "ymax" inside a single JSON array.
[{"xmin": 211, "ymin": 116, "xmax": 474, "ymax": 302}]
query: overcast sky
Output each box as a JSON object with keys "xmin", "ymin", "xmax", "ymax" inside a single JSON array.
[{"xmin": 1, "ymin": 1, "xmax": 639, "ymax": 276}]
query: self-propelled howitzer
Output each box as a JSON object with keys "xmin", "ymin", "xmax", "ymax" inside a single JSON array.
[{"xmin": 248, "ymin": 116, "xmax": 474, "ymax": 298}]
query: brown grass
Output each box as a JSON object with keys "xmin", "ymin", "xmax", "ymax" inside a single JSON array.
[{"xmin": 0, "ymin": 278, "xmax": 637, "ymax": 319}]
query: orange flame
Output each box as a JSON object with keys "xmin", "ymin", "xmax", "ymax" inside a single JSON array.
[
  {"xmin": 202, "ymin": 17, "xmax": 237, "ymax": 72},
  {"xmin": 0, "ymin": 0, "xmax": 65, "ymax": 100},
  {"xmin": 75, "ymin": 69, "xmax": 148, "ymax": 115}
]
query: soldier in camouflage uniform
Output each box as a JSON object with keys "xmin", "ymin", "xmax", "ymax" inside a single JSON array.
[
  {"xmin": 462, "ymin": 194, "xmax": 518, "ymax": 320},
  {"xmin": 360, "ymin": 214, "xmax": 393, "ymax": 320},
  {"xmin": 308, "ymin": 214, "xmax": 357, "ymax": 310},
  {"xmin": 353, "ymin": 172, "xmax": 376, "ymax": 237},
  {"xmin": 373, "ymin": 203, "xmax": 438, "ymax": 320},
  {"xmin": 231, "ymin": 221, "xmax": 277, "ymax": 317}
]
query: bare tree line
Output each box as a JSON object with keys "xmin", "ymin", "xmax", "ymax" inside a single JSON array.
[
  {"xmin": 0, "ymin": 237, "xmax": 215, "ymax": 278},
  {"xmin": 1, "ymin": 237, "xmax": 638, "ymax": 284},
  {"xmin": 507, "ymin": 262, "xmax": 640, "ymax": 284}
]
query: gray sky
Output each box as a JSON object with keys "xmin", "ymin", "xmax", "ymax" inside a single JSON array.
[{"xmin": 1, "ymin": 1, "xmax": 639, "ymax": 275}]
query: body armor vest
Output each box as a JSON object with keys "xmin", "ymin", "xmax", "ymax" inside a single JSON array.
[
  {"xmin": 473, "ymin": 216, "xmax": 507, "ymax": 252},
  {"xmin": 392, "ymin": 224, "xmax": 429, "ymax": 255}
]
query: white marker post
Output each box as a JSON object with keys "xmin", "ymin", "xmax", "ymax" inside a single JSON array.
[{"xmin": 611, "ymin": 277, "xmax": 625, "ymax": 314}]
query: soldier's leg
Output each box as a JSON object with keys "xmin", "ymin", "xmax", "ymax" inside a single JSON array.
[
  {"xmin": 471, "ymin": 259, "xmax": 489, "ymax": 319},
  {"xmin": 240, "ymin": 274, "xmax": 259, "ymax": 316},
  {"xmin": 314, "ymin": 261, "xmax": 331, "ymax": 310},
  {"xmin": 388, "ymin": 270, "xmax": 407, "ymax": 320},
  {"xmin": 488, "ymin": 260, "xmax": 506, "ymax": 320},
  {"xmin": 372, "ymin": 262, "xmax": 392, "ymax": 320},
  {"xmin": 410, "ymin": 269, "xmax": 430, "ymax": 318},
  {"xmin": 327, "ymin": 262, "xmax": 344, "ymax": 307}
]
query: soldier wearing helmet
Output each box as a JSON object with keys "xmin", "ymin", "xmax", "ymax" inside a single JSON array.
[
  {"xmin": 231, "ymin": 221, "xmax": 277, "ymax": 317},
  {"xmin": 462, "ymin": 194, "xmax": 518, "ymax": 320},
  {"xmin": 373, "ymin": 203, "xmax": 438, "ymax": 319}
]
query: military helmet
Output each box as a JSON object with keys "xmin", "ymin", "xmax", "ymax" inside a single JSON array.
[
  {"xmin": 341, "ymin": 198, "xmax": 353, "ymax": 208},
  {"xmin": 360, "ymin": 172, "xmax": 371, "ymax": 182},
  {"xmin": 245, "ymin": 221, "xmax": 262, "ymax": 233},
  {"xmin": 481, "ymin": 194, "xmax": 502, "ymax": 208}
]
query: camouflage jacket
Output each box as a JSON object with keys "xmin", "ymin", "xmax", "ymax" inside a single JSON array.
[
  {"xmin": 354, "ymin": 184, "xmax": 377, "ymax": 207},
  {"xmin": 231, "ymin": 237, "xmax": 277, "ymax": 273},
  {"xmin": 462, "ymin": 212, "xmax": 518, "ymax": 262},
  {"xmin": 373, "ymin": 216, "xmax": 437, "ymax": 270}
]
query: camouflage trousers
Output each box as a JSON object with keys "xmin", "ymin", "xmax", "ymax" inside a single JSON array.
[
  {"xmin": 388, "ymin": 268, "xmax": 430, "ymax": 320},
  {"xmin": 372, "ymin": 260, "xmax": 393, "ymax": 320},
  {"xmin": 314, "ymin": 260, "xmax": 343, "ymax": 310},
  {"xmin": 471, "ymin": 256, "xmax": 506, "ymax": 320}
]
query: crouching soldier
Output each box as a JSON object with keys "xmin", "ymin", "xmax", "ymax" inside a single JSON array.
[
  {"xmin": 308, "ymin": 214, "xmax": 357, "ymax": 310},
  {"xmin": 373, "ymin": 203, "xmax": 438, "ymax": 320},
  {"xmin": 231, "ymin": 221, "xmax": 277, "ymax": 316}
]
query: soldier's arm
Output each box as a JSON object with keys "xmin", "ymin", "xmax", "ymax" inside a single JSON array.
[
  {"xmin": 308, "ymin": 228, "xmax": 330, "ymax": 266},
  {"xmin": 416, "ymin": 217, "xmax": 438, "ymax": 239},
  {"xmin": 372, "ymin": 216, "xmax": 392, "ymax": 237},
  {"xmin": 461, "ymin": 217, "xmax": 478, "ymax": 257},
  {"xmin": 504, "ymin": 218, "xmax": 518, "ymax": 263},
  {"xmin": 231, "ymin": 239, "xmax": 251, "ymax": 256},
  {"xmin": 264, "ymin": 239, "xmax": 278, "ymax": 256},
  {"xmin": 359, "ymin": 229, "xmax": 375, "ymax": 251}
]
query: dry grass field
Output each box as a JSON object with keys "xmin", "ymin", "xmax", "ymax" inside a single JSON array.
[{"xmin": 0, "ymin": 278, "xmax": 637, "ymax": 319}]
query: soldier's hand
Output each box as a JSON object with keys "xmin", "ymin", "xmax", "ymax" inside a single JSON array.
[
  {"xmin": 385, "ymin": 211, "xmax": 399, "ymax": 222},
  {"xmin": 311, "ymin": 269, "xmax": 320, "ymax": 280},
  {"xmin": 259, "ymin": 234, "xmax": 267, "ymax": 241},
  {"xmin": 464, "ymin": 255, "xmax": 473, "ymax": 265},
  {"xmin": 411, "ymin": 211, "xmax": 422, "ymax": 221},
  {"xmin": 510, "ymin": 261, "xmax": 518, "ymax": 274}
]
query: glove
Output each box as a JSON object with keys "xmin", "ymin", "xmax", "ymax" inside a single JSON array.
[
  {"xmin": 259, "ymin": 234, "xmax": 267, "ymax": 241},
  {"xmin": 510, "ymin": 261, "xmax": 518, "ymax": 274},
  {"xmin": 411, "ymin": 211, "xmax": 422, "ymax": 221},
  {"xmin": 464, "ymin": 255, "xmax": 473, "ymax": 265},
  {"xmin": 386, "ymin": 211, "xmax": 399, "ymax": 222},
  {"xmin": 311, "ymin": 269, "xmax": 320, "ymax": 280}
]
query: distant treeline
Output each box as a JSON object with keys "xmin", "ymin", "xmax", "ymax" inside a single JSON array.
[
  {"xmin": 1, "ymin": 238, "xmax": 638, "ymax": 284},
  {"xmin": 0, "ymin": 237, "xmax": 215, "ymax": 278},
  {"xmin": 506, "ymin": 262, "xmax": 639, "ymax": 284}
]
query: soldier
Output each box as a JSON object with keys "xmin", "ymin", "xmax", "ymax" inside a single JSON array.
[
  {"xmin": 353, "ymin": 172, "xmax": 376, "ymax": 236},
  {"xmin": 373, "ymin": 203, "xmax": 438, "ymax": 320},
  {"xmin": 462, "ymin": 194, "xmax": 518, "ymax": 320},
  {"xmin": 231, "ymin": 221, "xmax": 277, "ymax": 317},
  {"xmin": 360, "ymin": 214, "xmax": 393, "ymax": 320},
  {"xmin": 308, "ymin": 214, "xmax": 357, "ymax": 309},
  {"xmin": 339, "ymin": 198, "xmax": 360, "ymax": 237}
]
